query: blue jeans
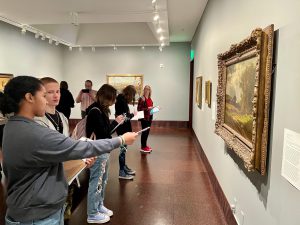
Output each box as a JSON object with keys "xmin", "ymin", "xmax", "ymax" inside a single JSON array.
[
  {"xmin": 5, "ymin": 207, "xmax": 64, "ymax": 225},
  {"xmin": 87, "ymin": 153, "xmax": 110, "ymax": 216},
  {"xmin": 119, "ymin": 145, "xmax": 127, "ymax": 171}
]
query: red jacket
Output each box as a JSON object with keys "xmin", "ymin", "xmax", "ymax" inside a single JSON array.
[{"xmin": 137, "ymin": 96, "xmax": 153, "ymax": 121}]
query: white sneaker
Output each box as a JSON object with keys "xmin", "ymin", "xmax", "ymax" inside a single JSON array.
[
  {"xmin": 99, "ymin": 205, "xmax": 113, "ymax": 217},
  {"xmin": 87, "ymin": 212, "xmax": 110, "ymax": 223}
]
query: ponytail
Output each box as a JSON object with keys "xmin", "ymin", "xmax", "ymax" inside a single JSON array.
[{"xmin": 0, "ymin": 76, "xmax": 43, "ymax": 115}]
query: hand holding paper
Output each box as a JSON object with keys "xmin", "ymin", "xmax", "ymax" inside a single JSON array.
[{"xmin": 150, "ymin": 106, "xmax": 160, "ymax": 115}]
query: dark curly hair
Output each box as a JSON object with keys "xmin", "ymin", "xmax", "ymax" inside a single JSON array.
[{"xmin": 0, "ymin": 76, "xmax": 43, "ymax": 115}]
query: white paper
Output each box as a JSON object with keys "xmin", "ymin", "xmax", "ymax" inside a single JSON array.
[
  {"xmin": 281, "ymin": 128, "xmax": 300, "ymax": 190},
  {"xmin": 131, "ymin": 111, "xmax": 144, "ymax": 120}
]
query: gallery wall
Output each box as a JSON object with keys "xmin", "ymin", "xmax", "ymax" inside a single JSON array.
[
  {"xmin": 0, "ymin": 19, "xmax": 191, "ymax": 121},
  {"xmin": 0, "ymin": 21, "xmax": 64, "ymax": 80},
  {"xmin": 192, "ymin": 0, "xmax": 300, "ymax": 224},
  {"xmin": 62, "ymin": 43, "xmax": 190, "ymax": 120}
]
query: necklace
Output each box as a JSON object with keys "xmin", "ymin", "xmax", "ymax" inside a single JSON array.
[{"xmin": 46, "ymin": 110, "xmax": 61, "ymax": 131}]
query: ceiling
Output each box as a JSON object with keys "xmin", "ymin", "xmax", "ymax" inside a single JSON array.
[{"xmin": 0, "ymin": 0, "xmax": 208, "ymax": 47}]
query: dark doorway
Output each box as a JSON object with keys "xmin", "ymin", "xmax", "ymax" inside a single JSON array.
[{"xmin": 188, "ymin": 59, "xmax": 194, "ymax": 128}]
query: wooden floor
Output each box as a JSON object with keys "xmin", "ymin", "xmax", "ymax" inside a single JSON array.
[{"xmin": 0, "ymin": 127, "xmax": 227, "ymax": 225}]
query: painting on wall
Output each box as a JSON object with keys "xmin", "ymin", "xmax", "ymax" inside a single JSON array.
[
  {"xmin": 195, "ymin": 76, "xmax": 203, "ymax": 109},
  {"xmin": 0, "ymin": 74, "xmax": 13, "ymax": 92},
  {"xmin": 215, "ymin": 25, "xmax": 274, "ymax": 175},
  {"xmin": 205, "ymin": 80, "xmax": 212, "ymax": 108},
  {"xmin": 107, "ymin": 74, "xmax": 143, "ymax": 101}
]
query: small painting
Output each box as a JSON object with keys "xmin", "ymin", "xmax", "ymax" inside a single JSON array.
[{"xmin": 195, "ymin": 76, "xmax": 203, "ymax": 109}]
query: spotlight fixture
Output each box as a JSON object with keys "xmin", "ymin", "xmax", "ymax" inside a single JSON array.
[
  {"xmin": 41, "ymin": 35, "xmax": 45, "ymax": 41},
  {"xmin": 113, "ymin": 45, "xmax": 117, "ymax": 51},
  {"xmin": 153, "ymin": 14, "xmax": 159, "ymax": 21},
  {"xmin": 79, "ymin": 47, "xmax": 82, "ymax": 52},
  {"xmin": 159, "ymin": 36, "xmax": 164, "ymax": 41},
  {"xmin": 70, "ymin": 12, "xmax": 79, "ymax": 26},
  {"xmin": 48, "ymin": 39, "xmax": 53, "ymax": 44},
  {"xmin": 159, "ymin": 46, "xmax": 163, "ymax": 52},
  {"xmin": 55, "ymin": 41, "xmax": 59, "ymax": 46},
  {"xmin": 35, "ymin": 33, "xmax": 40, "ymax": 39},
  {"xmin": 21, "ymin": 27, "xmax": 26, "ymax": 35},
  {"xmin": 92, "ymin": 47, "xmax": 96, "ymax": 52},
  {"xmin": 160, "ymin": 42, "xmax": 165, "ymax": 47},
  {"xmin": 152, "ymin": 0, "xmax": 157, "ymax": 4},
  {"xmin": 141, "ymin": 46, "xmax": 145, "ymax": 50},
  {"xmin": 156, "ymin": 27, "xmax": 162, "ymax": 33},
  {"xmin": 69, "ymin": 46, "xmax": 72, "ymax": 51}
]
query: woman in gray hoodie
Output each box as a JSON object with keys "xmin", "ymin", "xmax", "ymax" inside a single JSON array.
[{"xmin": 0, "ymin": 76, "xmax": 137, "ymax": 225}]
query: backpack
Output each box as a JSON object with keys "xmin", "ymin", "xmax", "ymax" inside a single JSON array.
[{"xmin": 71, "ymin": 107, "xmax": 100, "ymax": 140}]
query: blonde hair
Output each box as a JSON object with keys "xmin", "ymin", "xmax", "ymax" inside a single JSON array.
[
  {"xmin": 143, "ymin": 85, "xmax": 152, "ymax": 98},
  {"xmin": 40, "ymin": 77, "xmax": 58, "ymax": 85}
]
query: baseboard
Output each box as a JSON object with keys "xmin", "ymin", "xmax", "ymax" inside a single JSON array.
[
  {"xmin": 69, "ymin": 119, "xmax": 188, "ymax": 129},
  {"xmin": 191, "ymin": 129, "xmax": 237, "ymax": 225}
]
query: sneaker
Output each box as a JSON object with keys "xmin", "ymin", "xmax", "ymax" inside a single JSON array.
[
  {"xmin": 146, "ymin": 146, "xmax": 152, "ymax": 151},
  {"xmin": 119, "ymin": 170, "xmax": 134, "ymax": 180},
  {"xmin": 98, "ymin": 205, "xmax": 113, "ymax": 217},
  {"xmin": 124, "ymin": 165, "xmax": 136, "ymax": 175},
  {"xmin": 140, "ymin": 147, "xmax": 151, "ymax": 153},
  {"xmin": 87, "ymin": 212, "xmax": 110, "ymax": 224}
]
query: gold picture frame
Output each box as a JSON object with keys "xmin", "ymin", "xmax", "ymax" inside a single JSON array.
[
  {"xmin": 0, "ymin": 74, "xmax": 13, "ymax": 92},
  {"xmin": 215, "ymin": 25, "xmax": 274, "ymax": 175},
  {"xmin": 107, "ymin": 74, "xmax": 143, "ymax": 100},
  {"xmin": 195, "ymin": 76, "xmax": 203, "ymax": 109},
  {"xmin": 205, "ymin": 80, "xmax": 211, "ymax": 108}
]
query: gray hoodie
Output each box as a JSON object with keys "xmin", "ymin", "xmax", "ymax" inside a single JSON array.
[{"xmin": 2, "ymin": 115, "xmax": 120, "ymax": 222}]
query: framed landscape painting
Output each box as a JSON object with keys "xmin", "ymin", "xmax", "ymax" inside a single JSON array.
[
  {"xmin": 215, "ymin": 25, "xmax": 274, "ymax": 175},
  {"xmin": 107, "ymin": 74, "xmax": 143, "ymax": 101},
  {"xmin": 0, "ymin": 74, "xmax": 13, "ymax": 92},
  {"xmin": 195, "ymin": 76, "xmax": 203, "ymax": 109}
]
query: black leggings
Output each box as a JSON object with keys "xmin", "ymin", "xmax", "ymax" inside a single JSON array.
[{"xmin": 140, "ymin": 119, "xmax": 152, "ymax": 148}]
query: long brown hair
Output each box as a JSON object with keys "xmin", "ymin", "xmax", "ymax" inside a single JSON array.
[
  {"xmin": 96, "ymin": 84, "xmax": 117, "ymax": 116},
  {"xmin": 122, "ymin": 85, "xmax": 136, "ymax": 105}
]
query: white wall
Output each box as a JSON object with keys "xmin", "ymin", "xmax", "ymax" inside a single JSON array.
[
  {"xmin": 0, "ymin": 21, "xmax": 64, "ymax": 80},
  {"xmin": 192, "ymin": 0, "xmax": 300, "ymax": 225},
  {"xmin": 62, "ymin": 43, "xmax": 190, "ymax": 120}
]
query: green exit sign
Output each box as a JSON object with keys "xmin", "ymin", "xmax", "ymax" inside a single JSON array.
[{"xmin": 190, "ymin": 49, "xmax": 194, "ymax": 61}]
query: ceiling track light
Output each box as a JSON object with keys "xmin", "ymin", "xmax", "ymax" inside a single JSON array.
[
  {"xmin": 159, "ymin": 36, "xmax": 164, "ymax": 41},
  {"xmin": 141, "ymin": 46, "xmax": 145, "ymax": 50},
  {"xmin": 34, "ymin": 33, "xmax": 39, "ymax": 39},
  {"xmin": 48, "ymin": 39, "xmax": 53, "ymax": 44},
  {"xmin": 21, "ymin": 27, "xmax": 26, "ymax": 35},
  {"xmin": 156, "ymin": 27, "xmax": 162, "ymax": 33},
  {"xmin": 113, "ymin": 45, "xmax": 117, "ymax": 51},
  {"xmin": 70, "ymin": 12, "xmax": 79, "ymax": 26},
  {"xmin": 79, "ymin": 47, "xmax": 82, "ymax": 52},
  {"xmin": 159, "ymin": 46, "xmax": 163, "ymax": 52},
  {"xmin": 153, "ymin": 14, "xmax": 159, "ymax": 21},
  {"xmin": 160, "ymin": 42, "xmax": 165, "ymax": 47},
  {"xmin": 55, "ymin": 41, "xmax": 59, "ymax": 46},
  {"xmin": 152, "ymin": 0, "xmax": 157, "ymax": 4},
  {"xmin": 69, "ymin": 46, "xmax": 72, "ymax": 51},
  {"xmin": 92, "ymin": 47, "xmax": 96, "ymax": 52},
  {"xmin": 41, "ymin": 35, "xmax": 45, "ymax": 41}
]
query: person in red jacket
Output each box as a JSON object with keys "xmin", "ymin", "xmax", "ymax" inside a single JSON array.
[{"xmin": 137, "ymin": 85, "xmax": 154, "ymax": 153}]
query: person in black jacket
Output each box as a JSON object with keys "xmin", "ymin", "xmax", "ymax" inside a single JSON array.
[
  {"xmin": 115, "ymin": 85, "xmax": 137, "ymax": 180},
  {"xmin": 56, "ymin": 81, "xmax": 75, "ymax": 119},
  {"xmin": 85, "ymin": 84, "xmax": 124, "ymax": 223}
]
